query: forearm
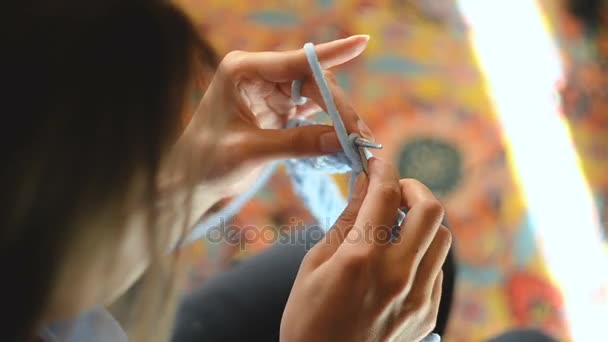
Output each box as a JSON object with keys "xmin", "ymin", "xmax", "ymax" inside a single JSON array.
[
  {"xmin": 156, "ymin": 182, "xmax": 223, "ymax": 250},
  {"xmin": 156, "ymin": 120, "xmax": 229, "ymax": 250},
  {"xmin": 99, "ymin": 182, "xmax": 221, "ymax": 310}
]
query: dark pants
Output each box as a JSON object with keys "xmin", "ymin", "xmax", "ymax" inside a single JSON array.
[
  {"xmin": 172, "ymin": 226, "xmax": 455, "ymax": 342},
  {"xmin": 171, "ymin": 227, "xmax": 555, "ymax": 342}
]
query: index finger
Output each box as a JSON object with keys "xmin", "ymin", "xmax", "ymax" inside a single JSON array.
[
  {"xmin": 388, "ymin": 179, "xmax": 444, "ymax": 265},
  {"xmin": 296, "ymin": 73, "xmax": 373, "ymax": 140},
  {"xmin": 399, "ymin": 178, "xmax": 440, "ymax": 210},
  {"xmin": 227, "ymin": 35, "xmax": 369, "ymax": 82},
  {"xmin": 340, "ymin": 158, "xmax": 401, "ymax": 252}
]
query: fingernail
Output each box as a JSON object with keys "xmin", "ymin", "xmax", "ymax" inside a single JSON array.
[
  {"xmin": 351, "ymin": 34, "xmax": 370, "ymax": 42},
  {"xmin": 357, "ymin": 120, "xmax": 375, "ymax": 142},
  {"xmin": 367, "ymin": 157, "xmax": 381, "ymax": 175},
  {"xmin": 320, "ymin": 132, "xmax": 342, "ymax": 153}
]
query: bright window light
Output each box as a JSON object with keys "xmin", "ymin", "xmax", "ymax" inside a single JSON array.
[{"xmin": 456, "ymin": 1, "xmax": 608, "ymax": 340}]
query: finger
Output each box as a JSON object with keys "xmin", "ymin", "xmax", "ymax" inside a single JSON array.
[
  {"xmin": 296, "ymin": 71, "xmax": 374, "ymax": 140},
  {"xmin": 232, "ymin": 125, "xmax": 342, "ymax": 161},
  {"xmin": 274, "ymin": 84, "xmax": 324, "ymax": 119},
  {"xmin": 275, "ymin": 81, "xmax": 323, "ymax": 119},
  {"xmin": 389, "ymin": 179, "xmax": 444, "ymax": 268},
  {"xmin": 426, "ymin": 271, "xmax": 444, "ymax": 335},
  {"xmin": 390, "ymin": 271, "xmax": 443, "ymax": 342},
  {"xmin": 304, "ymin": 173, "xmax": 368, "ymax": 268},
  {"xmin": 340, "ymin": 158, "xmax": 400, "ymax": 252},
  {"xmin": 418, "ymin": 271, "xmax": 444, "ymax": 340},
  {"xmin": 399, "ymin": 178, "xmax": 439, "ymax": 210},
  {"xmin": 222, "ymin": 35, "xmax": 369, "ymax": 82},
  {"xmin": 402, "ymin": 226, "xmax": 451, "ymax": 300},
  {"xmin": 293, "ymin": 100, "xmax": 323, "ymax": 119}
]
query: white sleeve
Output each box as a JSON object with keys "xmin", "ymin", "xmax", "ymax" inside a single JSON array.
[{"xmin": 39, "ymin": 306, "xmax": 127, "ymax": 342}]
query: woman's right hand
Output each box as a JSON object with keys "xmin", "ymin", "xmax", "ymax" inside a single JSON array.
[{"xmin": 280, "ymin": 158, "xmax": 452, "ymax": 342}]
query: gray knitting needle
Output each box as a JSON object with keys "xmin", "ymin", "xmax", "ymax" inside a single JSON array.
[
  {"xmin": 353, "ymin": 136, "xmax": 407, "ymax": 230},
  {"xmin": 353, "ymin": 137, "xmax": 383, "ymax": 149}
]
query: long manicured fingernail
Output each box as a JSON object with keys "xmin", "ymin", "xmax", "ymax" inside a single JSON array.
[
  {"xmin": 351, "ymin": 34, "xmax": 370, "ymax": 42},
  {"xmin": 357, "ymin": 120, "xmax": 375, "ymax": 142},
  {"xmin": 320, "ymin": 132, "xmax": 342, "ymax": 153}
]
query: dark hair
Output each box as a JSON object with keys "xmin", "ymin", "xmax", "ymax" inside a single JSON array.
[
  {"xmin": 1, "ymin": 1, "xmax": 216, "ymax": 340},
  {"xmin": 568, "ymin": 0, "xmax": 608, "ymax": 31}
]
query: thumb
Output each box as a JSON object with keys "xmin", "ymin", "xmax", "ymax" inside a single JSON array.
[{"xmin": 237, "ymin": 125, "xmax": 343, "ymax": 161}]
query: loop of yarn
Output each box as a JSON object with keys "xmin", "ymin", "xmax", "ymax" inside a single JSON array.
[
  {"xmin": 284, "ymin": 158, "xmax": 348, "ymax": 230},
  {"xmin": 290, "ymin": 43, "xmax": 406, "ymax": 228},
  {"xmin": 292, "ymin": 43, "xmax": 365, "ymax": 176}
]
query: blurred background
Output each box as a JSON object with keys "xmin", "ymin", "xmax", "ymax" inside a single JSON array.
[{"xmin": 175, "ymin": 0, "xmax": 608, "ymax": 341}]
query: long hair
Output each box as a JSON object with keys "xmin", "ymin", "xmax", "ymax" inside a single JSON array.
[
  {"xmin": 1, "ymin": 1, "xmax": 218, "ymax": 340},
  {"xmin": 567, "ymin": 0, "xmax": 608, "ymax": 31}
]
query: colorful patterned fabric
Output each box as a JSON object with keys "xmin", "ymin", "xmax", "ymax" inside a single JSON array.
[{"xmin": 177, "ymin": 1, "xmax": 608, "ymax": 341}]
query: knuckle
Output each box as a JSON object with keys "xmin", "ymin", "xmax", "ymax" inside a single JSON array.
[
  {"xmin": 398, "ymin": 296, "xmax": 437, "ymax": 337},
  {"xmin": 419, "ymin": 199, "xmax": 445, "ymax": 222},
  {"xmin": 274, "ymin": 59, "xmax": 293, "ymax": 79},
  {"xmin": 339, "ymin": 249, "xmax": 370, "ymax": 275},
  {"xmin": 398, "ymin": 177, "xmax": 422, "ymax": 188},
  {"xmin": 407, "ymin": 295, "xmax": 428, "ymax": 314},
  {"xmin": 371, "ymin": 182, "xmax": 401, "ymax": 204},
  {"xmin": 373, "ymin": 157, "xmax": 394, "ymax": 171},
  {"xmin": 323, "ymin": 70, "xmax": 337, "ymax": 84},
  {"xmin": 288, "ymin": 129, "xmax": 309, "ymax": 154},
  {"xmin": 338, "ymin": 206, "xmax": 358, "ymax": 226},
  {"xmin": 278, "ymin": 128, "xmax": 302, "ymax": 155},
  {"xmin": 372, "ymin": 159, "xmax": 400, "ymax": 182},
  {"xmin": 286, "ymin": 129, "xmax": 299, "ymax": 151},
  {"xmin": 223, "ymin": 50, "xmax": 246, "ymax": 62},
  {"xmin": 436, "ymin": 226, "xmax": 452, "ymax": 249},
  {"xmin": 384, "ymin": 274, "xmax": 408, "ymax": 296},
  {"xmin": 219, "ymin": 50, "xmax": 247, "ymax": 76},
  {"xmin": 301, "ymin": 245, "xmax": 325, "ymax": 269}
]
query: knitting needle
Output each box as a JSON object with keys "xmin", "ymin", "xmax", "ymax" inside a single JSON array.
[
  {"xmin": 353, "ymin": 137, "xmax": 407, "ymax": 230},
  {"xmin": 353, "ymin": 137, "xmax": 383, "ymax": 149}
]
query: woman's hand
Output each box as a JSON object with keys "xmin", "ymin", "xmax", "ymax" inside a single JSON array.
[
  {"xmin": 280, "ymin": 158, "xmax": 452, "ymax": 342},
  {"xmin": 157, "ymin": 36, "xmax": 373, "ymax": 249},
  {"xmin": 178, "ymin": 35, "xmax": 373, "ymax": 198}
]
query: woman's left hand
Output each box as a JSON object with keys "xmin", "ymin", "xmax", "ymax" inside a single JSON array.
[{"xmin": 179, "ymin": 35, "xmax": 372, "ymax": 198}]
